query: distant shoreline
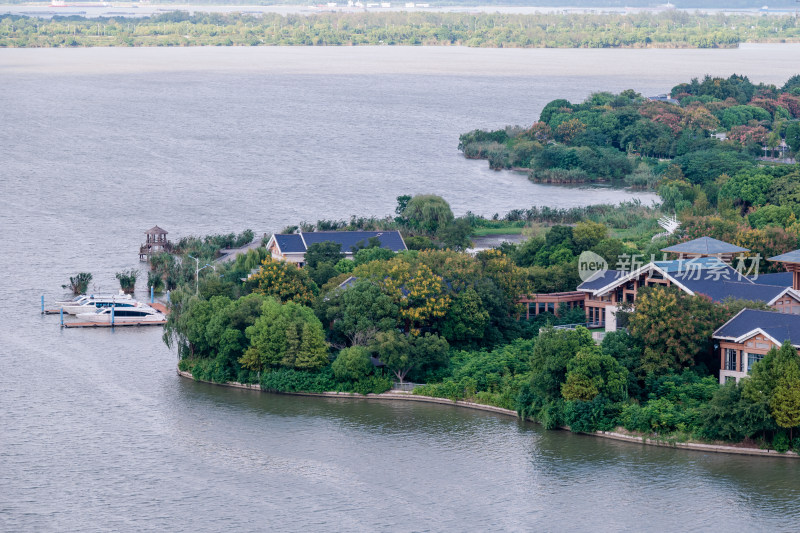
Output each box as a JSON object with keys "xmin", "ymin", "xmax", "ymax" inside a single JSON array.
[
  {"xmin": 2, "ymin": 10, "xmax": 800, "ymax": 50},
  {"xmin": 177, "ymin": 369, "xmax": 800, "ymax": 459}
]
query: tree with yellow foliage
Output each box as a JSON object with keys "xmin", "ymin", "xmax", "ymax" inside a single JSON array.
[{"xmin": 250, "ymin": 257, "xmax": 318, "ymax": 307}]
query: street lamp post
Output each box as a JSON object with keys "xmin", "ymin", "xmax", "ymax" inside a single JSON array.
[
  {"xmin": 188, "ymin": 255, "xmax": 200, "ymax": 295},
  {"xmin": 187, "ymin": 255, "xmax": 216, "ymax": 295}
]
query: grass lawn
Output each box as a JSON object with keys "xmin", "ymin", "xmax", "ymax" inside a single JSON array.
[{"xmin": 472, "ymin": 226, "xmax": 526, "ymax": 237}]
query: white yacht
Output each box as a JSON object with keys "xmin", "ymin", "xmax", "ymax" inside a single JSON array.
[
  {"xmin": 57, "ymin": 293, "xmax": 136, "ymax": 315},
  {"xmin": 76, "ymin": 305, "xmax": 166, "ymax": 324}
]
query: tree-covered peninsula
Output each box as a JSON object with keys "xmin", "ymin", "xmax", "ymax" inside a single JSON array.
[
  {"xmin": 461, "ymin": 73, "xmax": 800, "ymax": 194},
  {"xmin": 158, "ymin": 73, "xmax": 800, "ymax": 453},
  {"xmin": 3, "ymin": 10, "xmax": 800, "ymax": 48}
]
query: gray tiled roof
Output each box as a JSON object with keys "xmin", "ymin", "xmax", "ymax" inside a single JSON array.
[
  {"xmin": 680, "ymin": 279, "xmax": 785, "ymax": 303},
  {"xmin": 275, "ymin": 234, "xmax": 305, "ymax": 253},
  {"xmin": 750, "ymin": 272, "xmax": 794, "ymax": 286},
  {"xmin": 577, "ymin": 257, "xmax": 791, "ymax": 303},
  {"xmin": 301, "ymin": 231, "xmax": 406, "ymax": 253},
  {"xmin": 577, "ymin": 270, "xmax": 625, "ymax": 291},
  {"xmin": 273, "ymin": 231, "xmax": 407, "ymax": 254},
  {"xmin": 714, "ymin": 309, "xmax": 800, "ymax": 346},
  {"xmin": 769, "ymin": 250, "xmax": 800, "ymax": 263},
  {"xmin": 661, "ymin": 237, "xmax": 749, "ymax": 255}
]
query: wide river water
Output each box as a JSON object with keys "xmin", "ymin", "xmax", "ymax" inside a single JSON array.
[{"xmin": 2, "ymin": 45, "xmax": 800, "ymax": 531}]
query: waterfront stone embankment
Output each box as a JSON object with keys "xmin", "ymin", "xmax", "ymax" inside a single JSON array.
[{"xmin": 177, "ymin": 369, "xmax": 799, "ymax": 459}]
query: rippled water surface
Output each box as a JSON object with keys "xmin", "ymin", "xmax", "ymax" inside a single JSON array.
[{"xmin": 2, "ymin": 46, "xmax": 800, "ymax": 531}]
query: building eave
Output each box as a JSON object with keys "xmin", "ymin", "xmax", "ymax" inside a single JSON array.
[
  {"xmin": 768, "ymin": 287, "xmax": 800, "ymax": 306},
  {"xmin": 266, "ymin": 234, "xmax": 282, "ymax": 255},
  {"xmin": 591, "ymin": 262, "xmax": 695, "ymax": 298}
]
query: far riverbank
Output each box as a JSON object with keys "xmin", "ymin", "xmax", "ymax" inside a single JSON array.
[{"xmin": 177, "ymin": 369, "xmax": 800, "ymax": 459}]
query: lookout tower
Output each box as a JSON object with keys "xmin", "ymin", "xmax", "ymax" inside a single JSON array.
[
  {"xmin": 769, "ymin": 249, "xmax": 800, "ymax": 290},
  {"xmin": 139, "ymin": 225, "xmax": 169, "ymax": 262},
  {"xmin": 661, "ymin": 236, "xmax": 749, "ymax": 263}
]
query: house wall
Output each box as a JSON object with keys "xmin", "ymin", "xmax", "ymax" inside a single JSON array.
[
  {"xmin": 584, "ymin": 272, "xmax": 674, "ymax": 332},
  {"xmin": 771, "ymin": 297, "xmax": 800, "ymax": 315},
  {"xmin": 519, "ymin": 292, "xmax": 585, "ymax": 319},
  {"xmin": 585, "ymin": 295, "xmax": 614, "ymax": 328},
  {"xmin": 718, "ymin": 335, "xmax": 780, "ymax": 384}
]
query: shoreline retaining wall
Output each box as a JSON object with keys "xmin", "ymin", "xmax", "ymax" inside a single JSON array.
[{"xmin": 177, "ymin": 369, "xmax": 798, "ymax": 459}]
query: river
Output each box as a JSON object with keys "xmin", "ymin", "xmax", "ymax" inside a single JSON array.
[{"xmin": 1, "ymin": 45, "xmax": 799, "ymax": 531}]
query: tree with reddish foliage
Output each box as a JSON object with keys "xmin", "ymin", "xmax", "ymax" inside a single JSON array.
[
  {"xmin": 727, "ymin": 125, "xmax": 768, "ymax": 147},
  {"xmin": 777, "ymin": 93, "xmax": 800, "ymax": 118},
  {"xmin": 526, "ymin": 121, "xmax": 553, "ymax": 143},
  {"xmin": 554, "ymin": 118, "xmax": 586, "ymax": 144}
]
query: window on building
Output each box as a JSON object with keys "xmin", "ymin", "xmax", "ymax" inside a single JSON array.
[
  {"xmin": 747, "ymin": 353, "xmax": 765, "ymax": 373},
  {"xmin": 724, "ymin": 348, "xmax": 737, "ymax": 371}
]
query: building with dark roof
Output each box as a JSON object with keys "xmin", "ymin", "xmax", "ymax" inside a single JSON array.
[
  {"xmin": 769, "ymin": 249, "xmax": 800, "ymax": 292},
  {"xmin": 266, "ymin": 230, "xmax": 407, "ymax": 266},
  {"xmin": 713, "ymin": 309, "xmax": 800, "ymax": 383},
  {"xmin": 576, "ymin": 256, "xmax": 800, "ymax": 333}
]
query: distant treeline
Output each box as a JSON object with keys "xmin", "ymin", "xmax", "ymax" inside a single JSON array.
[
  {"xmin": 5, "ymin": 0, "xmax": 800, "ymax": 6},
  {"xmin": 2, "ymin": 11, "xmax": 800, "ymax": 48}
]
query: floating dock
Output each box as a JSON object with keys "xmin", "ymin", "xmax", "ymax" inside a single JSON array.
[
  {"xmin": 63, "ymin": 320, "xmax": 166, "ymax": 329},
  {"xmin": 46, "ymin": 302, "xmax": 170, "ymax": 328}
]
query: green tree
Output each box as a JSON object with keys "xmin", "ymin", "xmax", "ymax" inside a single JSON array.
[
  {"xmin": 438, "ymin": 218, "xmax": 473, "ymax": 251},
  {"xmin": 395, "ymin": 194, "xmax": 412, "ymax": 216},
  {"xmin": 628, "ymin": 286, "xmax": 724, "ymax": 375},
  {"xmin": 304, "ymin": 241, "xmax": 344, "ymax": 269},
  {"xmin": 745, "ymin": 340, "xmax": 800, "ymax": 438},
  {"xmin": 785, "ymin": 122, "xmax": 800, "ymax": 154},
  {"xmin": 354, "ymin": 246, "xmax": 395, "ymax": 265},
  {"xmin": 309, "ymin": 261, "xmax": 339, "ymax": 287},
  {"xmin": 698, "ymin": 381, "xmax": 775, "ymax": 442},
  {"xmin": 370, "ymin": 330, "xmax": 449, "ymax": 383},
  {"xmin": 331, "ymin": 346, "xmax": 373, "ymax": 382},
  {"xmin": 770, "ymin": 370, "xmax": 800, "ymax": 439},
  {"xmin": 402, "ymin": 194, "xmax": 454, "ymax": 236},
  {"xmin": 768, "ymin": 172, "xmax": 800, "ymax": 206},
  {"xmin": 561, "ymin": 345, "xmax": 628, "ymax": 402},
  {"xmin": 742, "ymin": 341, "xmax": 799, "ymax": 405},
  {"xmin": 326, "ymin": 281, "xmax": 399, "ymax": 346},
  {"xmin": 718, "ymin": 170, "xmax": 774, "ymax": 209},
  {"xmin": 572, "ymin": 220, "xmax": 608, "ymax": 251},
  {"xmin": 530, "ymin": 326, "xmax": 595, "ymax": 402},
  {"xmin": 441, "ymin": 288, "xmax": 489, "ymax": 345},
  {"xmin": 241, "ymin": 298, "xmax": 329, "ymax": 372}
]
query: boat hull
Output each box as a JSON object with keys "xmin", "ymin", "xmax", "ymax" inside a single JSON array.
[{"xmin": 76, "ymin": 311, "xmax": 165, "ymax": 323}]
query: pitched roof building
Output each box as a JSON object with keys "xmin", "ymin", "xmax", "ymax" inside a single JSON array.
[
  {"xmin": 575, "ymin": 234, "xmax": 800, "ymax": 334},
  {"xmin": 713, "ymin": 309, "xmax": 800, "ymax": 383},
  {"xmin": 266, "ymin": 230, "xmax": 407, "ymax": 266}
]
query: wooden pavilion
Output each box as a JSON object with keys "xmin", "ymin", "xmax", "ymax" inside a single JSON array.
[
  {"xmin": 661, "ymin": 236, "xmax": 749, "ymax": 263},
  {"xmin": 139, "ymin": 225, "xmax": 170, "ymax": 262}
]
